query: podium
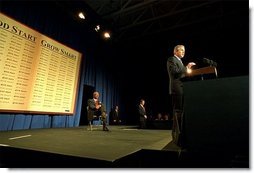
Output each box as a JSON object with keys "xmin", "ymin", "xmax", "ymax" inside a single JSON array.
[
  {"xmin": 186, "ymin": 66, "xmax": 218, "ymax": 79},
  {"xmin": 183, "ymin": 76, "xmax": 249, "ymax": 154},
  {"xmin": 171, "ymin": 66, "xmax": 218, "ymax": 147}
]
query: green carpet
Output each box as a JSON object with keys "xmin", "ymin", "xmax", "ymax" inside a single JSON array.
[{"xmin": 0, "ymin": 126, "xmax": 172, "ymax": 161}]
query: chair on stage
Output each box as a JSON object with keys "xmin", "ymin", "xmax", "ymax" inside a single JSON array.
[{"xmin": 87, "ymin": 106, "xmax": 102, "ymax": 131}]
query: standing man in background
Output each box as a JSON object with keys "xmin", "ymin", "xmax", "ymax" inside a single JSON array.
[
  {"xmin": 109, "ymin": 105, "xmax": 121, "ymax": 125},
  {"xmin": 138, "ymin": 99, "xmax": 147, "ymax": 129},
  {"xmin": 167, "ymin": 45, "xmax": 195, "ymax": 148}
]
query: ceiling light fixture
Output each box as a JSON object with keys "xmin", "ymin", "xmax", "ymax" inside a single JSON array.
[
  {"xmin": 78, "ymin": 12, "xmax": 85, "ymax": 19},
  {"xmin": 103, "ymin": 32, "xmax": 110, "ymax": 39},
  {"xmin": 95, "ymin": 25, "xmax": 100, "ymax": 32}
]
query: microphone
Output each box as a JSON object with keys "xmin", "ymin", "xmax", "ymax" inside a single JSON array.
[
  {"xmin": 203, "ymin": 58, "xmax": 210, "ymax": 63},
  {"xmin": 203, "ymin": 58, "xmax": 217, "ymax": 67}
]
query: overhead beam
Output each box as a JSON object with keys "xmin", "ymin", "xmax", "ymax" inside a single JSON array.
[
  {"xmin": 119, "ymin": 0, "xmax": 220, "ymax": 31},
  {"xmin": 104, "ymin": 0, "xmax": 158, "ymax": 19},
  {"xmin": 119, "ymin": 12, "xmax": 223, "ymax": 42}
]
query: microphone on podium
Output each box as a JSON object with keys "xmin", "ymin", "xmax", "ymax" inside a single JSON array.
[{"xmin": 203, "ymin": 58, "xmax": 217, "ymax": 67}]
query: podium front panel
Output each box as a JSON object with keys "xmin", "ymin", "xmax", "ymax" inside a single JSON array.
[{"xmin": 183, "ymin": 76, "xmax": 249, "ymax": 155}]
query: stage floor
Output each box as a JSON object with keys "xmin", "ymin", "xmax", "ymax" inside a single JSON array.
[
  {"xmin": 0, "ymin": 125, "xmax": 172, "ymax": 162},
  {"xmin": 0, "ymin": 125, "xmax": 249, "ymax": 168}
]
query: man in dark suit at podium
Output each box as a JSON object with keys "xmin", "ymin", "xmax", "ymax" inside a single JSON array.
[{"xmin": 167, "ymin": 45, "xmax": 195, "ymax": 148}]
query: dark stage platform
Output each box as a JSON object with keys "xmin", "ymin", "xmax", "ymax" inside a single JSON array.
[{"xmin": 0, "ymin": 125, "xmax": 248, "ymax": 168}]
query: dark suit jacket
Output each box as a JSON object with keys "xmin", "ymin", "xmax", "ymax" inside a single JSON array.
[
  {"xmin": 109, "ymin": 109, "xmax": 120, "ymax": 124},
  {"xmin": 87, "ymin": 99, "xmax": 106, "ymax": 121},
  {"xmin": 167, "ymin": 56, "xmax": 187, "ymax": 95},
  {"xmin": 138, "ymin": 104, "xmax": 146, "ymax": 121}
]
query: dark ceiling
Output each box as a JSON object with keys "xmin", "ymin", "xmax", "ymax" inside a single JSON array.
[
  {"xmin": 84, "ymin": 0, "xmax": 224, "ymax": 41},
  {"xmin": 59, "ymin": 0, "xmax": 249, "ymax": 44}
]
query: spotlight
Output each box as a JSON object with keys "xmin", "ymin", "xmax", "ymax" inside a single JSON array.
[
  {"xmin": 78, "ymin": 12, "xmax": 85, "ymax": 19},
  {"xmin": 95, "ymin": 25, "xmax": 100, "ymax": 32},
  {"xmin": 103, "ymin": 31, "xmax": 110, "ymax": 39}
]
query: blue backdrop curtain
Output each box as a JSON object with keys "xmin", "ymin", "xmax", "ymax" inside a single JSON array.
[{"xmin": 0, "ymin": 1, "xmax": 122, "ymax": 131}]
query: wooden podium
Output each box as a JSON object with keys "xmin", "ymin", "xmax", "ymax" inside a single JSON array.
[{"xmin": 186, "ymin": 66, "xmax": 218, "ymax": 79}]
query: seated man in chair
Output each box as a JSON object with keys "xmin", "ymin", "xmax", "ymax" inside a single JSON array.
[{"xmin": 87, "ymin": 91, "xmax": 109, "ymax": 131}]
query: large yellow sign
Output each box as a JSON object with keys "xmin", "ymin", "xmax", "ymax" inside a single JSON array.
[{"xmin": 0, "ymin": 13, "xmax": 82, "ymax": 115}]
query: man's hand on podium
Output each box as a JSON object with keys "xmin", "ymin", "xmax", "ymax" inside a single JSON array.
[
  {"xmin": 187, "ymin": 62, "xmax": 196, "ymax": 69},
  {"xmin": 186, "ymin": 62, "xmax": 196, "ymax": 73}
]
